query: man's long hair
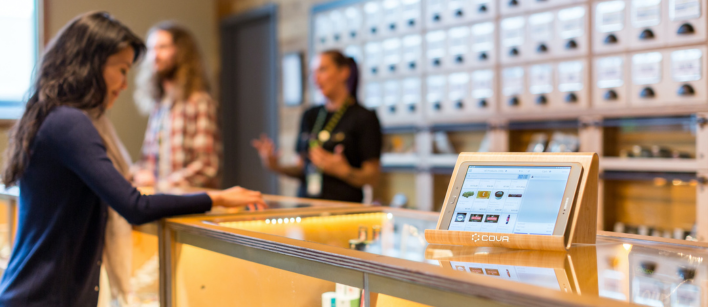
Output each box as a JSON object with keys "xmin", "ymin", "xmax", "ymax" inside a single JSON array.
[{"xmin": 134, "ymin": 22, "xmax": 210, "ymax": 114}]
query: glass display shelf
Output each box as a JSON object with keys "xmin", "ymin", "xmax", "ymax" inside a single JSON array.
[{"xmin": 161, "ymin": 204, "xmax": 708, "ymax": 307}]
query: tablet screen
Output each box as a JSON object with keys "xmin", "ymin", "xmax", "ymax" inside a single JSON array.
[{"xmin": 447, "ymin": 166, "xmax": 572, "ymax": 235}]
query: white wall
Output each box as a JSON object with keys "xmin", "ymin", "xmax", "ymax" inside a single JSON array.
[{"xmin": 45, "ymin": 0, "xmax": 219, "ymax": 160}]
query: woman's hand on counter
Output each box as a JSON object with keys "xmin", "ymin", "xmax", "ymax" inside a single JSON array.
[
  {"xmin": 207, "ymin": 186, "xmax": 267, "ymax": 210},
  {"xmin": 251, "ymin": 134, "xmax": 281, "ymax": 171}
]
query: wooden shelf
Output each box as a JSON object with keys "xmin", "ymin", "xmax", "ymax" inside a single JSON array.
[{"xmin": 600, "ymin": 157, "xmax": 699, "ymax": 173}]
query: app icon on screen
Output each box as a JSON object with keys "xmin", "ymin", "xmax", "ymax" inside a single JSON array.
[
  {"xmin": 469, "ymin": 268, "xmax": 484, "ymax": 274},
  {"xmin": 494, "ymin": 191, "xmax": 504, "ymax": 199},
  {"xmin": 469, "ymin": 214, "xmax": 484, "ymax": 222},
  {"xmin": 455, "ymin": 213, "xmax": 467, "ymax": 222},
  {"xmin": 461, "ymin": 191, "xmax": 475, "ymax": 198},
  {"xmin": 485, "ymin": 269, "xmax": 500, "ymax": 276},
  {"xmin": 455, "ymin": 265, "xmax": 466, "ymax": 271},
  {"xmin": 508, "ymin": 194, "xmax": 522, "ymax": 198},
  {"xmin": 485, "ymin": 215, "xmax": 500, "ymax": 223},
  {"xmin": 477, "ymin": 191, "xmax": 491, "ymax": 199}
]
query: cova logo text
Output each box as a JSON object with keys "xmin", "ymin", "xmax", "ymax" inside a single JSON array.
[{"xmin": 471, "ymin": 233, "xmax": 509, "ymax": 242}]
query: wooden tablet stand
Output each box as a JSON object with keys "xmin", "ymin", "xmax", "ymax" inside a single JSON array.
[{"xmin": 424, "ymin": 152, "xmax": 599, "ymax": 251}]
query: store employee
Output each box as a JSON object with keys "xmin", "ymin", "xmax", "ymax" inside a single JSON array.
[{"xmin": 253, "ymin": 50, "xmax": 382, "ymax": 202}]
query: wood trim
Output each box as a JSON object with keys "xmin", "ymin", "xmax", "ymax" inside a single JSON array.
[{"xmin": 425, "ymin": 230, "xmax": 567, "ymax": 251}]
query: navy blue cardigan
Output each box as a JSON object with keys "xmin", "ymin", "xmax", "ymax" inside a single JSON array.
[{"xmin": 0, "ymin": 107, "xmax": 212, "ymax": 306}]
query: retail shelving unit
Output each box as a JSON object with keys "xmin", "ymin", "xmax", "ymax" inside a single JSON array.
[{"xmin": 309, "ymin": 0, "xmax": 708, "ymax": 241}]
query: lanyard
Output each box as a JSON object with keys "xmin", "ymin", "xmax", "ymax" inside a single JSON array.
[{"xmin": 309, "ymin": 97, "xmax": 351, "ymax": 148}]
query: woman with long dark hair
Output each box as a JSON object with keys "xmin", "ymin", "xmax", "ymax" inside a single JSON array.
[
  {"xmin": 252, "ymin": 50, "xmax": 382, "ymax": 203},
  {"xmin": 0, "ymin": 12, "xmax": 264, "ymax": 306}
]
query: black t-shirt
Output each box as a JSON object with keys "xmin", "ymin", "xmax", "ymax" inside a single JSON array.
[{"xmin": 295, "ymin": 103, "xmax": 382, "ymax": 202}]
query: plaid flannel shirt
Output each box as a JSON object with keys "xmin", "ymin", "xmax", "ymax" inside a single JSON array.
[{"xmin": 137, "ymin": 92, "xmax": 221, "ymax": 188}]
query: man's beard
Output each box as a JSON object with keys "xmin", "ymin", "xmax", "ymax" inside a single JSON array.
[{"xmin": 157, "ymin": 63, "xmax": 177, "ymax": 81}]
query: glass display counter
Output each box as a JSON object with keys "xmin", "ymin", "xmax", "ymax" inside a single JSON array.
[{"xmin": 160, "ymin": 203, "xmax": 708, "ymax": 307}]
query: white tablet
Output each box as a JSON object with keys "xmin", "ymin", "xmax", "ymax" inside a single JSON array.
[{"xmin": 438, "ymin": 162, "xmax": 583, "ymax": 237}]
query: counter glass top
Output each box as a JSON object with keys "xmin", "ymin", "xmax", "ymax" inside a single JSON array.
[{"xmin": 206, "ymin": 209, "xmax": 708, "ymax": 307}]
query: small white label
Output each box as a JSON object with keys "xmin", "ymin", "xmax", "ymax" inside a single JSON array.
[
  {"xmin": 448, "ymin": 27, "xmax": 470, "ymax": 56},
  {"xmin": 670, "ymin": 0, "xmax": 701, "ymax": 21},
  {"xmin": 529, "ymin": 12, "xmax": 555, "ymax": 42},
  {"xmin": 503, "ymin": 67, "xmax": 524, "ymax": 96},
  {"xmin": 632, "ymin": 0, "xmax": 661, "ymax": 27},
  {"xmin": 672, "ymin": 49, "xmax": 702, "ymax": 82},
  {"xmin": 384, "ymin": 80, "xmax": 400, "ymax": 106},
  {"xmin": 426, "ymin": 75, "xmax": 446, "ymax": 102},
  {"xmin": 365, "ymin": 82, "xmax": 382, "ymax": 108},
  {"xmin": 558, "ymin": 7, "xmax": 586, "ymax": 39},
  {"xmin": 596, "ymin": 1, "xmax": 626, "ymax": 33},
  {"xmin": 472, "ymin": 22, "xmax": 495, "ymax": 52},
  {"xmin": 632, "ymin": 52, "xmax": 663, "ymax": 85},
  {"xmin": 501, "ymin": 16, "xmax": 525, "ymax": 47},
  {"xmin": 402, "ymin": 78, "xmax": 421, "ymax": 105},
  {"xmin": 597, "ymin": 57, "xmax": 624, "ymax": 88},
  {"xmin": 529, "ymin": 64, "xmax": 554, "ymax": 94},
  {"xmin": 471, "ymin": 70, "xmax": 494, "ymax": 99},
  {"xmin": 448, "ymin": 73, "xmax": 470, "ymax": 100},
  {"xmin": 558, "ymin": 61, "xmax": 584, "ymax": 92},
  {"xmin": 426, "ymin": 31, "xmax": 447, "ymax": 59},
  {"xmin": 329, "ymin": 10, "xmax": 346, "ymax": 35}
]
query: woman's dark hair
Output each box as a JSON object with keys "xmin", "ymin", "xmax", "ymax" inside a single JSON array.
[
  {"xmin": 321, "ymin": 50, "xmax": 360, "ymax": 101},
  {"xmin": 2, "ymin": 11, "xmax": 146, "ymax": 186}
]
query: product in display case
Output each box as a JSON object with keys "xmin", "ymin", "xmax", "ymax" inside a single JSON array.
[{"xmin": 526, "ymin": 133, "xmax": 549, "ymax": 152}]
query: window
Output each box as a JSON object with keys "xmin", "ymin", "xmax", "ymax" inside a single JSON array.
[{"xmin": 0, "ymin": 0, "xmax": 40, "ymax": 119}]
